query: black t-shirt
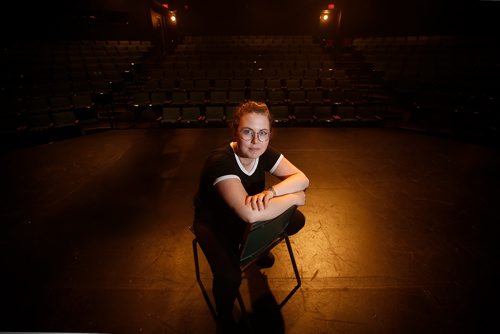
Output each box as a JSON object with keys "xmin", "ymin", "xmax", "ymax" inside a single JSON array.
[{"xmin": 193, "ymin": 143, "xmax": 283, "ymax": 238}]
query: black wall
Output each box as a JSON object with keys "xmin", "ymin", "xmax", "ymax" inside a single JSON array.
[
  {"xmin": 168, "ymin": 0, "xmax": 499, "ymax": 37},
  {"xmin": 1, "ymin": 0, "xmax": 498, "ymax": 42},
  {"xmin": 2, "ymin": 0, "xmax": 152, "ymax": 41}
]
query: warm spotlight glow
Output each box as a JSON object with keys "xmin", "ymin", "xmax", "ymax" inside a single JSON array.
[
  {"xmin": 320, "ymin": 9, "xmax": 331, "ymax": 23},
  {"xmin": 319, "ymin": 9, "xmax": 332, "ymax": 24},
  {"xmin": 168, "ymin": 10, "xmax": 177, "ymax": 25}
]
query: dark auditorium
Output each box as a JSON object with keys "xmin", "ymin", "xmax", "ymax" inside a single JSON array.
[{"xmin": 1, "ymin": 1, "xmax": 499, "ymax": 333}]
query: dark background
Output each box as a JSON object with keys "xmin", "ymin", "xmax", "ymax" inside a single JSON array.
[{"xmin": 2, "ymin": 0, "xmax": 499, "ymax": 41}]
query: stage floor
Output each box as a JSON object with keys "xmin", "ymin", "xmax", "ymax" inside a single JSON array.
[{"xmin": 1, "ymin": 127, "xmax": 499, "ymax": 333}]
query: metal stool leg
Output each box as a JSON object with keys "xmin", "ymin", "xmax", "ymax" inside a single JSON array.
[
  {"xmin": 192, "ymin": 237, "xmax": 217, "ymax": 320},
  {"xmin": 279, "ymin": 234, "xmax": 302, "ymax": 309}
]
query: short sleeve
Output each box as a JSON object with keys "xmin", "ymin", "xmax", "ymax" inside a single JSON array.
[
  {"xmin": 261, "ymin": 146, "xmax": 283, "ymax": 173},
  {"xmin": 204, "ymin": 147, "xmax": 239, "ymax": 186}
]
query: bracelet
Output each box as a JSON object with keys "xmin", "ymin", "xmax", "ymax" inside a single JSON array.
[{"xmin": 268, "ymin": 186, "xmax": 277, "ymax": 197}]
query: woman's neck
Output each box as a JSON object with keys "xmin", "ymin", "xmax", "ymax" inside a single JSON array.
[{"xmin": 231, "ymin": 142, "xmax": 255, "ymax": 171}]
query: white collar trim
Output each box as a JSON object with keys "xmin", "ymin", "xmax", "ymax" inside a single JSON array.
[{"xmin": 230, "ymin": 143, "xmax": 258, "ymax": 176}]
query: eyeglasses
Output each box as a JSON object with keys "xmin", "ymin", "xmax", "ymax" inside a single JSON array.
[{"xmin": 239, "ymin": 128, "xmax": 270, "ymax": 142}]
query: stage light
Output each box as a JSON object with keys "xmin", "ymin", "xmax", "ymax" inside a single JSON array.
[
  {"xmin": 168, "ymin": 10, "xmax": 177, "ymax": 24},
  {"xmin": 320, "ymin": 10, "xmax": 331, "ymax": 23},
  {"xmin": 328, "ymin": 4, "xmax": 335, "ymax": 9}
]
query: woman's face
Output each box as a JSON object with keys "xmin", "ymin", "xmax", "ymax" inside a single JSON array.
[{"xmin": 235, "ymin": 112, "xmax": 271, "ymax": 160}]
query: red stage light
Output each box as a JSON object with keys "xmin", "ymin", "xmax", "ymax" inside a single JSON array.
[{"xmin": 328, "ymin": 4, "xmax": 335, "ymax": 9}]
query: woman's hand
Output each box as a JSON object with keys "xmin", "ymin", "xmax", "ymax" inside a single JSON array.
[
  {"xmin": 245, "ymin": 189, "xmax": 306, "ymax": 211},
  {"xmin": 245, "ymin": 189, "xmax": 275, "ymax": 211}
]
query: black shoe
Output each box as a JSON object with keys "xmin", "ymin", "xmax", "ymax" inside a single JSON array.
[{"xmin": 256, "ymin": 251, "xmax": 275, "ymax": 268}]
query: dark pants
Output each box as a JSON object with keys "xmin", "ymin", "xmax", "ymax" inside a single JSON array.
[{"xmin": 193, "ymin": 210, "xmax": 305, "ymax": 319}]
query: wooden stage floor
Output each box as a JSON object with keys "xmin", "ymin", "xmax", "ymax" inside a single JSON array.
[{"xmin": 1, "ymin": 127, "xmax": 499, "ymax": 333}]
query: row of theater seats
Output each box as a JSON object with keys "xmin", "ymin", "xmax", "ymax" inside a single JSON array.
[
  {"xmin": 179, "ymin": 35, "xmax": 321, "ymax": 53},
  {"xmin": 1, "ymin": 95, "xmax": 384, "ymax": 145},
  {"xmin": 130, "ymin": 86, "xmax": 363, "ymax": 109},
  {"xmin": 126, "ymin": 34, "xmax": 392, "ymax": 128},
  {"xmin": 146, "ymin": 66, "xmax": 340, "ymax": 81},
  {"xmin": 0, "ymin": 35, "xmax": 395, "ymax": 148},
  {"xmin": 354, "ymin": 34, "xmax": 499, "ymax": 88},
  {"xmin": 183, "ymin": 34, "xmax": 317, "ymax": 44},
  {"xmin": 154, "ymin": 104, "xmax": 383, "ymax": 128},
  {"xmin": 154, "ymin": 37, "xmax": 334, "ymax": 83},
  {"xmin": 352, "ymin": 34, "xmax": 499, "ymax": 137},
  {"xmin": 129, "ymin": 33, "xmax": 387, "ymax": 127},
  {"xmin": 3, "ymin": 40, "xmax": 150, "ymax": 87},
  {"xmin": 144, "ymin": 77, "xmax": 344, "ymax": 93},
  {"xmin": 355, "ymin": 35, "xmax": 498, "ymax": 87},
  {"xmin": 0, "ymin": 40, "xmax": 153, "ymax": 142}
]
